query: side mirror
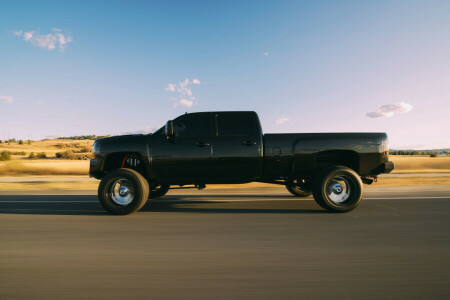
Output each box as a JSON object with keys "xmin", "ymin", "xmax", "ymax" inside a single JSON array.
[{"xmin": 165, "ymin": 120, "xmax": 174, "ymax": 139}]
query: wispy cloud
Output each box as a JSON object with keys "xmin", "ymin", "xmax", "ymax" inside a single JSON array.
[
  {"xmin": 165, "ymin": 78, "xmax": 201, "ymax": 107},
  {"xmin": 276, "ymin": 116, "xmax": 290, "ymax": 125},
  {"xmin": 366, "ymin": 102, "xmax": 413, "ymax": 118},
  {"xmin": 15, "ymin": 28, "xmax": 72, "ymax": 50},
  {"xmin": 263, "ymin": 51, "xmax": 273, "ymax": 56},
  {"xmin": 0, "ymin": 95, "xmax": 13, "ymax": 104}
]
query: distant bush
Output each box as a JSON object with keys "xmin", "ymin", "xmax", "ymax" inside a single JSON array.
[
  {"xmin": 430, "ymin": 153, "xmax": 437, "ymax": 157},
  {"xmin": 78, "ymin": 153, "xmax": 94, "ymax": 160},
  {"xmin": 56, "ymin": 150, "xmax": 93, "ymax": 160},
  {"xmin": 37, "ymin": 152, "xmax": 47, "ymax": 159},
  {"xmin": 55, "ymin": 143, "xmax": 70, "ymax": 149},
  {"xmin": 29, "ymin": 152, "xmax": 36, "ymax": 159},
  {"xmin": 0, "ymin": 152, "xmax": 12, "ymax": 161},
  {"xmin": 73, "ymin": 146, "xmax": 92, "ymax": 153},
  {"xmin": 27, "ymin": 140, "xmax": 32, "ymax": 145},
  {"xmin": 56, "ymin": 150, "xmax": 76, "ymax": 159},
  {"xmin": 18, "ymin": 140, "xmax": 24, "ymax": 145},
  {"xmin": 1, "ymin": 151, "xmax": 26, "ymax": 155}
]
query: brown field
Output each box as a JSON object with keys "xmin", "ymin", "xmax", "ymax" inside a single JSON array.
[
  {"xmin": 0, "ymin": 160, "xmax": 89, "ymax": 176},
  {"xmin": 0, "ymin": 139, "xmax": 93, "ymax": 158},
  {"xmin": 390, "ymin": 155, "xmax": 450, "ymax": 173},
  {"xmin": 1, "ymin": 140, "xmax": 449, "ymax": 188},
  {"xmin": 0, "ymin": 140, "xmax": 449, "ymax": 176}
]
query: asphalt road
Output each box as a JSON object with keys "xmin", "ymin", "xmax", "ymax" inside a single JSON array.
[{"xmin": 1, "ymin": 186, "xmax": 449, "ymax": 299}]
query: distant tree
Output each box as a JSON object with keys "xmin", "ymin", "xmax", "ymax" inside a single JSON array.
[
  {"xmin": 29, "ymin": 152, "xmax": 36, "ymax": 159},
  {"xmin": 18, "ymin": 140, "xmax": 24, "ymax": 145},
  {"xmin": 37, "ymin": 152, "xmax": 47, "ymax": 159},
  {"xmin": 57, "ymin": 135, "xmax": 111, "ymax": 140}
]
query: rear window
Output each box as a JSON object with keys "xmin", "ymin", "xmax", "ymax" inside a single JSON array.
[
  {"xmin": 173, "ymin": 113, "xmax": 212, "ymax": 138},
  {"xmin": 216, "ymin": 113, "xmax": 253, "ymax": 137}
]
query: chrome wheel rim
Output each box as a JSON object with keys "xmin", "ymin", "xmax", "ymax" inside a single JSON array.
[
  {"xmin": 110, "ymin": 179, "xmax": 135, "ymax": 206},
  {"xmin": 326, "ymin": 176, "xmax": 351, "ymax": 204}
]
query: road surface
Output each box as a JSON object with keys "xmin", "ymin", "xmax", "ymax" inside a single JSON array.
[{"xmin": 1, "ymin": 185, "xmax": 449, "ymax": 299}]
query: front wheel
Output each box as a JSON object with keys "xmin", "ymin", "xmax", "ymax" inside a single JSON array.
[
  {"xmin": 312, "ymin": 166, "xmax": 363, "ymax": 213},
  {"xmin": 98, "ymin": 168, "xmax": 149, "ymax": 215}
]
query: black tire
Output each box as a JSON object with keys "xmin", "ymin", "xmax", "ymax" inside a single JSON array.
[
  {"xmin": 312, "ymin": 166, "xmax": 363, "ymax": 213},
  {"xmin": 98, "ymin": 168, "xmax": 149, "ymax": 215},
  {"xmin": 285, "ymin": 183, "xmax": 312, "ymax": 197},
  {"xmin": 148, "ymin": 184, "xmax": 170, "ymax": 199}
]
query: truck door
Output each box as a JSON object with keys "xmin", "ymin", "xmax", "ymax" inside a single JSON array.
[
  {"xmin": 210, "ymin": 112, "xmax": 263, "ymax": 180},
  {"xmin": 152, "ymin": 113, "xmax": 213, "ymax": 181}
]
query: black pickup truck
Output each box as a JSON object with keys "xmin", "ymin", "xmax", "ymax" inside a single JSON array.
[{"xmin": 90, "ymin": 111, "xmax": 394, "ymax": 215}]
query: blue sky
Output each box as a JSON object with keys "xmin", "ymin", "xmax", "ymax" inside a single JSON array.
[{"xmin": 0, "ymin": 0, "xmax": 449, "ymax": 149}]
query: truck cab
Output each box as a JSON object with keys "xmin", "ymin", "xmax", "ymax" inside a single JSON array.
[{"xmin": 151, "ymin": 111, "xmax": 263, "ymax": 184}]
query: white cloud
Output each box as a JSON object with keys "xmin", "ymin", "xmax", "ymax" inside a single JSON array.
[
  {"xmin": 367, "ymin": 102, "xmax": 413, "ymax": 118},
  {"xmin": 15, "ymin": 28, "xmax": 73, "ymax": 50},
  {"xmin": 276, "ymin": 117, "xmax": 290, "ymax": 125},
  {"xmin": 0, "ymin": 95, "xmax": 13, "ymax": 104},
  {"xmin": 165, "ymin": 83, "xmax": 177, "ymax": 92},
  {"xmin": 178, "ymin": 99, "xmax": 194, "ymax": 107},
  {"xmin": 165, "ymin": 78, "xmax": 201, "ymax": 108},
  {"xmin": 23, "ymin": 31, "xmax": 33, "ymax": 40},
  {"xmin": 263, "ymin": 51, "xmax": 273, "ymax": 56}
]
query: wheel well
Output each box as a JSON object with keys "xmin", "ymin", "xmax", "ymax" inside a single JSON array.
[
  {"xmin": 104, "ymin": 152, "xmax": 146, "ymax": 176},
  {"xmin": 315, "ymin": 150, "xmax": 359, "ymax": 173}
]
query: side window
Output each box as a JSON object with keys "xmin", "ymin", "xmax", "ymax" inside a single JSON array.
[
  {"xmin": 173, "ymin": 114, "xmax": 212, "ymax": 138},
  {"xmin": 216, "ymin": 113, "xmax": 253, "ymax": 137}
]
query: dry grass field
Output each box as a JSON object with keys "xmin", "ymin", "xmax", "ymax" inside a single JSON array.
[
  {"xmin": 0, "ymin": 139, "xmax": 93, "ymax": 158},
  {"xmin": 0, "ymin": 160, "xmax": 89, "ymax": 176},
  {"xmin": 0, "ymin": 139, "xmax": 93, "ymax": 176},
  {"xmin": 390, "ymin": 155, "xmax": 450, "ymax": 173},
  {"xmin": 1, "ymin": 139, "xmax": 449, "ymax": 188},
  {"xmin": 1, "ymin": 139, "xmax": 448, "ymax": 175}
]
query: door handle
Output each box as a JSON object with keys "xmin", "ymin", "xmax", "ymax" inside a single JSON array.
[
  {"xmin": 196, "ymin": 141, "xmax": 210, "ymax": 147},
  {"xmin": 242, "ymin": 140, "xmax": 257, "ymax": 146}
]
